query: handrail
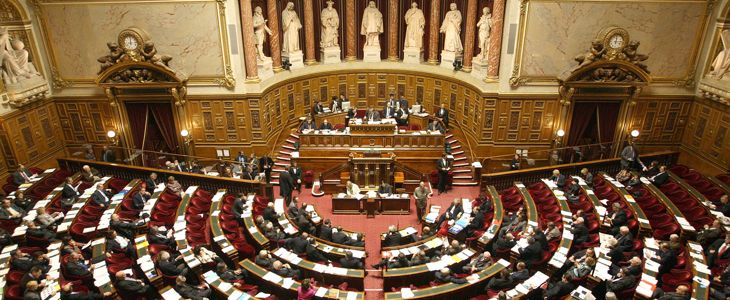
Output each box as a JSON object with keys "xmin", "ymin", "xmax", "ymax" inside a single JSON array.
[
  {"xmin": 479, "ymin": 141, "xmax": 619, "ymax": 170},
  {"xmin": 393, "ymin": 160, "xmax": 426, "ymax": 182}
]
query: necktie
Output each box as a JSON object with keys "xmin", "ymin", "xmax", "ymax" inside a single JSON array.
[{"xmin": 21, "ymin": 170, "xmax": 30, "ymax": 181}]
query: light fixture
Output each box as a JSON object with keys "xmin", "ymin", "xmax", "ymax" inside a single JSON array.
[
  {"xmin": 556, "ymin": 129, "xmax": 565, "ymax": 137},
  {"xmin": 181, "ymin": 129, "xmax": 191, "ymax": 146},
  {"xmin": 107, "ymin": 130, "xmax": 117, "ymax": 145},
  {"xmin": 630, "ymin": 130, "xmax": 640, "ymax": 138}
]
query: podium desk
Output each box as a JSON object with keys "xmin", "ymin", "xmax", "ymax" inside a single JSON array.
[
  {"xmin": 332, "ymin": 195, "xmax": 362, "ymax": 214},
  {"xmin": 332, "ymin": 194, "xmax": 411, "ymax": 215},
  {"xmin": 349, "ymin": 123, "xmax": 397, "ymax": 134},
  {"xmin": 313, "ymin": 111, "xmax": 347, "ymax": 127},
  {"xmin": 380, "ymin": 194, "xmax": 411, "ymax": 215}
]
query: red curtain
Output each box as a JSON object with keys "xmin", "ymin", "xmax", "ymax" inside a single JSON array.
[
  {"xmin": 567, "ymin": 103, "xmax": 597, "ymax": 146},
  {"xmin": 596, "ymin": 103, "xmax": 621, "ymax": 143},
  {"xmin": 148, "ymin": 103, "xmax": 180, "ymax": 153},
  {"xmin": 125, "ymin": 103, "xmax": 150, "ymax": 150}
]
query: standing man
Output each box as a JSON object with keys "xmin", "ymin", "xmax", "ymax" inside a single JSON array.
[
  {"xmin": 396, "ymin": 106, "xmax": 409, "ymax": 126},
  {"xmin": 435, "ymin": 103, "xmax": 449, "ymax": 129},
  {"xmin": 289, "ymin": 161, "xmax": 302, "ymax": 193},
  {"xmin": 437, "ymin": 154, "xmax": 451, "ymax": 194},
  {"xmin": 102, "ymin": 146, "xmax": 116, "ymax": 163},
  {"xmin": 384, "ymin": 104, "xmax": 395, "ymax": 119},
  {"xmin": 414, "ymin": 181, "xmax": 429, "ymax": 222},
  {"xmin": 259, "ymin": 154, "xmax": 274, "ymax": 184},
  {"xmin": 620, "ymin": 142, "xmax": 640, "ymax": 170},
  {"xmin": 386, "ymin": 93, "xmax": 398, "ymax": 110},
  {"xmin": 279, "ymin": 171, "xmax": 295, "ymax": 204},
  {"xmin": 236, "ymin": 151, "xmax": 247, "ymax": 165},
  {"xmin": 398, "ymin": 94, "xmax": 409, "ymax": 111}
]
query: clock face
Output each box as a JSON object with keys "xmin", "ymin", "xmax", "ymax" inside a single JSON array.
[
  {"xmin": 609, "ymin": 34, "xmax": 624, "ymax": 49},
  {"xmin": 123, "ymin": 35, "xmax": 139, "ymax": 50}
]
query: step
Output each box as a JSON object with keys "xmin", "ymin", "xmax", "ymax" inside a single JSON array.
[
  {"xmin": 451, "ymin": 145, "xmax": 461, "ymax": 149},
  {"xmin": 453, "ymin": 175, "xmax": 473, "ymax": 179},
  {"xmin": 286, "ymin": 139, "xmax": 297, "ymax": 144},
  {"xmin": 283, "ymin": 145, "xmax": 296, "ymax": 150},
  {"xmin": 271, "ymin": 181, "xmax": 279, "ymax": 185},
  {"xmin": 445, "ymin": 134, "xmax": 453, "ymax": 139},
  {"xmin": 452, "ymin": 169, "xmax": 470, "ymax": 173},
  {"xmin": 289, "ymin": 133, "xmax": 299, "ymax": 139},
  {"xmin": 274, "ymin": 162, "xmax": 290, "ymax": 167},
  {"xmin": 276, "ymin": 156, "xmax": 291, "ymax": 161},
  {"xmin": 454, "ymin": 157, "xmax": 467, "ymax": 161},
  {"xmin": 453, "ymin": 163, "xmax": 469, "ymax": 167},
  {"xmin": 272, "ymin": 168, "xmax": 286, "ymax": 172},
  {"xmin": 448, "ymin": 139, "xmax": 457, "ymax": 144},
  {"xmin": 453, "ymin": 181, "xmax": 479, "ymax": 186},
  {"xmin": 452, "ymin": 150, "xmax": 464, "ymax": 155},
  {"xmin": 278, "ymin": 150, "xmax": 292, "ymax": 155}
]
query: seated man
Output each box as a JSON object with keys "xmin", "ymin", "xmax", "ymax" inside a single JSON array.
[
  {"xmin": 110, "ymin": 214, "xmax": 137, "ymax": 240},
  {"xmin": 549, "ymin": 169, "xmax": 566, "ymax": 188},
  {"xmin": 175, "ymin": 276, "xmax": 212, "ymax": 300},
  {"xmin": 318, "ymin": 219, "xmax": 333, "ymax": 241},
  {"xmin": 20, "ymin": 266, "xmax": 47, "ymax": 294},
  {"xmin": 216, "ymin": 263, "xmax": 255, "ymax": 291},
  {"xmin": 543, "ymin": 274, "xmax": 576, "ymax": 299},
  {"xmin": 299, "ymin": 117, "xmax": 317, "ymax": 132},
  {"xmin": 263, "ymin": 202, "xmax": 277, "ymax": 224},
  {"xmin": 13, "ymin": 191, "xmax": 32, "ymax": 211},
  {"xmin": 263, "ymin": 222, "xmax": 286, "ymax": 241},
  {"xmin": 271, "ymin": 260, "xmax": 301, "ymax": 279},
  {"xmin": 347, "ymin": 233, "xmax": 365, "ymax": 247},
  {"xmin": 61, "ymin": 177, "xmax": 80, "ymax": 208},
  {"xmin": 438, "ymin": 198, "xmax": 463, "ymax": 226},
  {"xmin": 144, "ymin": 172, "xmax": 160, "ymax": 193},
  {"xmin": 304, "ymin": 238, "xmax": 328, "ymax": 263},
  {"xmin": 462, "ymin": 252, "xmax": 493, "ymax": 274},
  {"xmin": 255, "ymin": 250, "xmax": 274, "ymax": 269},
  {"xmin": 607, "ymin": 202, "xmax": 628, "ymax": 235},
  {"xmin": 383, "ymin": 225, "xmax": 400, "ymax": 247},
  {"xmin": 65, "ymin": 252, "xmax": 91, "ymax": 278},
  {"xmin": 12, "ymin": 164, "xmax": 34, "ymax": 185},
  {"xmin": 571, "ymin": 217, "xmax": 589, "ymax": 245},
  {"xmin": 0, "ymin": 199, "xmax": 24, "ymax": 219},
  {"xmin": 35, "ymin": 207, "xmax": 62, "ymax": 229},
  {"xmin": 345, "ymin": 181, "xmax": 360, "ymax": 197},
  {"xmin": 132, "ymin": 189, "xmax": 151, "ymax": 210},
  {"xmin": 331, "ymin": 227, "xmax": 351, "ymax": 245},
  {"xmin": 91, "ymin": 184, "xmax": 112, "ymax": 208},
  {"xmin": 156, "ymin": 251, "xmax": 188, "ymax": 277},
  {"xmin": 147, "ymin": 224, "xmax": 176, "ymax": 249},
  {"xmin": 435, "ymin": 268, "xmax": 467, "ymax": 284},
  {"xmin": 339, "ymin": 251, "xmax": 363, "ymax": 269},
  {"xmin": 106, "ymin": 231, "xmax": 134, "ymax": 257},
  {"xmin": 61, "ymin": 282, "xmax": 107, "ymax": 299},
  {"xmin": 26, "ymin": 220, "xmax": 56, "ymax": 242},
  {"xmin": 80, "ymin": 165, "xmax": 101, "ymax": 182},
  {"xmin": 378, "ymin": 181, "xmax": 393, "ymax": 195},
  {"xmin": 286, "ymin": 233, "xmax": 310, "ymax": 254},
  {"xmin": 653, "ymin": 284, "xmax": 690, "ymax": 300},
  {"xmin": 115, "ymin": 271, "xmax": 154, "ymax": 298},
  {"xmin": 493, "ymin": 232, "xmax": 516, "ymax": 253},
  {"xmin": 319, "ymin": 119, "xmax": 333, "ymax": 130},
  {"xmin": 395, "ymin": 106, "xmax": 409, "ymax": 126},
  {"xmin": 518, "ymin": 237, "xmax": 543, "ymax": 264},
  {"xmin": 649, "ymin": 165, "xmax": 669, "ymax": 187}
]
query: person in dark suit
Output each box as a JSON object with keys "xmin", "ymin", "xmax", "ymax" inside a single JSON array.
[
  {"xmin": 114, "ymin": 271, "xmax": 153, "ymax": 298},
  {"xmin": 147, "ymin": 225, "xmax": 176, "ymax": 249},
  {"xmin": 231, "ymin": 193, "xmax": 246, "ymax": 219},
  {"xmin": 398, "ymin": 94, "xmax": 409, "ymax": 111},
  {"xmin": 319, "ymin": 119, "xmax": 333, "ymax": 130},
  {"xmin": 12, "ymin": 164, "xmax": 33, "ymax": 185},
  {"xmin": 26, "ymin": 220, "xmax": 56, "ymax": 241},
  {"xmin": 330, "ymin": 96, "xmax": 342, "ymax": 112},
  {"xmin": 708, "ymin": 234, "xmax": 730, "ymax": 267},
  {"xmin": 259, "ymin": 155, "xmax": 274, "ymax": 184},
  {"xmin": 347, "ymin": 233, "xmax": 367, "ymax": 248},
  {"xmin": 571, "ymin": 217, "xmax": 589, "ymax": 245},
  {"xmin": 65, "ymin": 253, "xmax": 91, "ymax": 278},
  {"xmin": 255, "ymin": 250, "xmax": 273, "ymax": 269},
  {"xmin": 383, "ymin": 226, "xmax": 401, "ymax": 247},
  {"xmin": 286, "ymin": 233, "xmax": 309, "ymax": 254},
  {"xmin": 91, "ymin": 184, "xmax": 112, "ymax": 208},
  {"xmin": 650, "ymin": 165, "xmax": 669, "ymax": 187},
  {"xmin": 485, "ymin": 269, "xmax": 512, "ymax": 291},
  {"xmin": 427, "ymin": 120, "xmax": 444, "ymax": 133},
  {"xmin": 580, "ymin": 168, "xmax": 594, "ymax": 186},
  {"xmin": 340, "ymin": 251, "xmax": 363, "ymax": 269},
  {"xmin": 366, "ymin": 107, "xmax": 381, "ymax": 122},
  {"xmin": 719, "ymin": 194, "xmax": 730, "ymax": 217},
  {"xmin": 235, "ymin": 151, "xmax": 248, "ymax": 165},
  {"xmin": 533, "ymin": 227, "xmax": 549, "ymax": 251},
  {"xmin": 61, "ymin": 177, "xmax": 80, "ymax": 208},
  {"xmin": 157, "ymin": 251, "xmax": 188, "ymax": 276},
  {"xmin": 511, "ymin": 262, "xmax": 530, "ymax": 281},
  {"xmin": 438, "ymin": 198, "xmax": 462, "ymax": 225},
  {"xmin": 175, "ymin": 276, "xmax": 212, "ymax": 300},
  {"xmin": 378, "ymin": 181, "xmax": 393, "ymax": 195},
  {"xmin": 383, "ymin": 104, "xmax": 396, "ymax": 119},
  {"xmin": 311, "ymin": 101, "xmax": 324, "ymax": 116},
  {"xmin": 216, "ymin": 262, "xmax": 250, "ymax": 287},
  {"xmin": 289, "ymin": 161, "xmax": 302, "ymax": 193},
  {"xmin": 304, "ymin": 238, "xmax": 328, "ymax": 263},
  {"xmin": 0, "ymin": 199, "xmax": 24, "ymax": 219},
  {"xmin": 436, "ymin": 154, "xmax": 451, "ymax": 194},
  {"xmin": 110, "ymin": 214, "xmax": 137, "ymax": 240},
  {"xmin": 13, "ymin": 191, "xmax": 31, "ymax": 211},
  {"xmin": 20, "ymin": 266, "xmax": 46, "ymax": 294},
  {"xmin": 462, "ymin": 252, "xmax": 493, "ymax": 273},
  {"xmin": 279, "ymin": 171, "xmax": 295, "ymax": 204},
  {"xmin": 385, "ymin": 94, "xmax": 398, "ymax": 110},
  {"xmin": 319, "ymin": 219, "xmax": 333, "ymax": 241},
  {"xmin": 518, "ymin": 237, "xmax": 543, "ymax": 264},
  {"xmin": 299, "ymin": 117, "xmax": 317, "ymax": 132},
  {"xmin": 493, "ymin": 232, "xmax": 516, "ymax": 252},
  {"xmin": 607, "ymin": 202, "xmax": 628, "ymax": 235},
  {"xmin": 395, "ymin": 107, "xmax": 409, "ymax": 126},
  {"xmin": 144, "ymin": 173, "xmax": 159, "ymax": 194},
  {"xmin": 435, "ymin": 268, "xmax": 467, "ymax": 284},
  {"xmin": 543, "ymin": 274, "xmax": 577, "ymax": 299},
  {"xmin": 331, "ymin": 227, "xmax": 351, "ymax": 245},
  {"xmin": 101, "ymin": 146, "xmax": 115, "ymax": 163},
  {"xmin": 550, "ymin": 169, "xmax": 566, "ymax": 188},
  {"xmin": 80, "ymin": 165, "xmax": 101, "ymax": 182},
  {"xmin": 615, "ymin": 226, "xmax": 634, "ymax": 252},
  {"xmin": 465, "ymin": 206, "xmax": 485, "ymax": 237},
  {"xmin": 23, "ymin": 281, "xmax": 43, "ymax": 300},
  {"xmin": 132, "ymin": 189, "xmax": 151, "ymax": 210},
  {"xmin": 10, "ymin": 250, "xmax": 34, "ymax": 272},
  {"xmin": 61, "ymin": 282, "xmax": 107, "ymax": 300},
  {"xmin": 296, "ymin": 213, "xmax": 316, "ymax": 233},
  {"xmin": 654, "ymin": 285, "xmax": 691, "ymax": 300},
  {"xmin": 435, "ymin": 103, "xmax": 449, "ymax": 128},
  {"xmin": 657, "ymin": 242, "xmax": 677, "ymax": 280},
  {"xmin": 510, "ymin": 154, "xmax": 521, "ymax": 170},
  {"xmin": 620, "ymin": 143, "xmax": 640, "ymax": 170},
  {"xmin": 272, "ymin": 260, "xmax": 301, "ymax": 279},
  {"xmin": 106, "ymin": 231, "xmax": 134, "ymax": 257}
]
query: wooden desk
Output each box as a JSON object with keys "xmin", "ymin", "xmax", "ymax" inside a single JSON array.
[
  {"xmin": 56, "ymin": 176, "xmax": 112, "ymax": 235},
  {"xmin": 384, "ymin": 260, "xmax": 508, "ymax": 300},
  {"xmin": 201, "ymin": 270, "xmax": 255, "ymax": 300},
  {"xmin": 298, "ymin": 131, "xmax": 445, "ymax": 156},
  {"xmin": 600, "ymin": 173, "xmax": 652, "ymax": 236},
  {"xmin": 90, "ymin": 237, "xmax": 117, "ymax": 296},
  {"xmin": 271, "ymin": 247, "xmax": 365, "ymax": 289},
  {"xmin": 240, "ymin": 259, "xmax": 364, "ymax": 300},
  {"xmin": 515, "ymin": 182, "xmax": 540, "ymax": 228},
  {"xmin": 687, "ymin": 241, "xmax": 710, "ymax": 300},
  {"xmin": 476, "ymin": 186, "xmax": 504, "ymax": 250},
  {"xmin": 332, "ymin": 196, "xmax": 362, "ymax": 214},
  {"xmin": 134, "ymin": 235, "xmax": 163, "ymax": 289},
  {"xmin": 383, "ymin": 248, "xmax": 477, "ymax": 291},
  {"xmin": 541, "ymin": 179, "xmax": 574, "ymax": 274},
  {"xmin": 209, "ymin": 190, "xmax": 240, "ymax": 262},
  {"xmin": 314, "ymin": 111, "xmax": 347, "ymax": 127},
  {"xmin": 380, "ymin": 194, "xmax": 411, "ymax": 214},
  {"xmin": 349, "ymin": 123, "xmax": 397, "ymax": 134}
]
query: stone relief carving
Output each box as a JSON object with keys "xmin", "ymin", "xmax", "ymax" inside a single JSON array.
[
  {"xmin": 0, "ymin": 27, "xmax": 41, "ymax": 85},
  {"xmin": 97, "ymin": 33, "xmax": 181, "ymax": 84},
  {"xmin": 567, "ymin": 38, "xmax": 649, "ymax": 83},
  {"xmin": 707, "ymin": 29, "xmax": 730, "ymax": 80}
]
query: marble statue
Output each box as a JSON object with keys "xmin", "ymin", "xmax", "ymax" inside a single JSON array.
[
  {"xmin": 0, "ymin": 27, "xmax": 39, "ymax": 85},
  {"xmin": 440, "ymin": 3, "xmax": 463, "ymax": 54},
  {"xmin": 320, "ymin": 0, "xmax": 339, "ymax": 48},
  {"xmin": 361, "ymin": 1, "xmax": 383, "ymax": 47},
  {"xmin": 281, "ymin": 2, "xmax": 302, "ymax": 56},
  {"xmin": 475, "ymin": 7, "xmax": 492, "ymax": 61},
  {"xmin": 404, "ymin": 2, "xmax": 425, "ymax": 49},
  {"xmin": 709, "ymin": 29, "xmax": 730, "ymax": 80},
  {"xmin": 253, "ymin": 6, "xmax": 273, "ymax": 60}
]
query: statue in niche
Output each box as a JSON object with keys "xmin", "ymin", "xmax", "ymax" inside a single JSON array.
[
  {"xmin": 281, "ymin": 2, "xmax": 302, "ymax": 56},
  {"xmin": 440, "ymin": 3, "xmax": 463, "ymax": 54},
  {"xmin": 320, "ymin": 0, "xmax": 339, "ymax": 48},
  {"xmin": 0, "ymin": 27, "xmax": 40, "ymax": 85},
  {"xmin": 253, "ymin": 6, "xmax": 273, "ymax": 60},
  {"xmin": 361, "ymin": 1, "xmax": 383, "ymax": 47},
  {"xmin": 403, "ymin": 2, "xmax": 425, "ymax": 49},
  {"xmin": 475, "ymin": 7, "xmax": 492, "ymax": 62},
  {"xmin": 709, "ymin": 29, "xmax": 730, "ymax": 80}
]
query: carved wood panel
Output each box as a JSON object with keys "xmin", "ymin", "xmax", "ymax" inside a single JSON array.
[
  {"xmin": 187, "ymin": 99, "xmax": 251, "ymax": 144},
  {"xmin": 55, "ymin": 99, "xmax": 115, "ymax": 145},
  {"xmin": 483, "ymin": 99, "xmax": 559, "ymax": 144},
  {"xmin": 683, "ymin": 98, "xmax": 730, "ymax": 168},
  {"xmin": 628, "ymin": 98, "xmax": 691, "ymax": 145},
  {"xmin": 1, "ymin": 100, "xmax": 63, "ymax": 168}
]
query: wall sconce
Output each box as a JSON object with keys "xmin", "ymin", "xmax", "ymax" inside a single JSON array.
[
  {"xmin": 180, "ymin": 129, "xmax": 191, "ymax": 145},
  {"xmin": 553, "ymin": 129, "xmax": 565, "ymax": 149},
  {"xmin": 630, "ymin": 130, "xmax": 640, "ymax": 138},
  {"xmin": 107, "ymin": 130, "xmax": 118, "ymax": 145}
]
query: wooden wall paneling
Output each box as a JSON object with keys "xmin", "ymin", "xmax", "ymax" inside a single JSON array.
[
  {"xmin": 55, "ymin": 99, "xmax": 115, "ymax": 145},
  {"xmin": 0, "ymin": 101, "xmax": 63, "ymax": 168},
  {"xmin": 629, "ymin": 98, "xmax": 691, "ymax": 145},
  {"xmin": 682, "ymin": 98, "xmax": 730, "ymax": 170}
]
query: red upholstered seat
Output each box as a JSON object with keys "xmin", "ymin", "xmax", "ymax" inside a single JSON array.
[{"xmin": 4, "ymin": 284, "xmax": 23, "ymax": 300}]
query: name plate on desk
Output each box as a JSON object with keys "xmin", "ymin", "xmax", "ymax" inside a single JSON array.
[{"xmin": 349, "ymin": 123, "xmax": 396, "ymax": 135}]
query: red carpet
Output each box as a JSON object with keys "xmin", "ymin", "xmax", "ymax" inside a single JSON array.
[{"xmin": 275, "ymin": 185, "xmax": 481, "ymax": 299}]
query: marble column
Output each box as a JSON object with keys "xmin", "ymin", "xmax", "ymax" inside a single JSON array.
[
  {"xmin": 240, "ymin": 0, "xmax": 259, "ymax": 81},
  {"xmin": 487, "ymin": 0, "xmax": 505, "ymax": 77},
  {"xmin": 462, "ymin": 0, "xmax": 478, "ymax": 72},
  {"xmin": 266, "ymin": 0, "xmax": 282, "ymax": 72},
  {"xmin": 345, "ymin": 0, "xmax": 357, "ymax": 61},
  {"xmin": 427, "ymin": 0, "xmax": 441, "ymax": 64},
  {"xmin": 303, "ymin": 0, "xmax": 316, "ymax": 64},
  {"xmin": 387, "ymin": 0, "xmax": 399, "ymax": 61}
]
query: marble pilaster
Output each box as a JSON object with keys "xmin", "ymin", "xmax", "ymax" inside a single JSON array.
[
  {"xmin": 266, "ymin": 0, "xmax": 283, "ymax": 72},
  {"xmin": 462, "ymin": 0, "xmax": 478, "ymax": 72},
  {"xmin": 427, "ymin": 0, "xmax": 441, "ymax": 64},
  {"xmin": 303, "ymin": 0, "xmax": 317, "ymax": 65},
  {"xmin": 387, "ymin": 0, "xmax": 399, "ymax": 61},
  {"xmin": 487, "ymin": 0, "xmax": 505, "ymax": 78},
  {"xmin": 240, "ymin": 0, "xmax": 259, "ymax": 81},
  {"xmin": 345, "ymin": 0, "xmax": 357, "ymax": 61}
]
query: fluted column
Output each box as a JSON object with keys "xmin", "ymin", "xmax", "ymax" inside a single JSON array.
[
  {"xmin": 266, "ymin": 0, "xmax": 282, "ymax": 71},
  {"xmin": 345, "ymin": 0, "xmax": 357, "ymax": 61},
  {"xmin": 462, "ymin": 0, "xmax": 478, "ymax": 72},
  {"xmin": 240, "ymin": 0, "xmax": 259, "ymax": 81},
  {"xmin": 387, "ymin": 0, "xmax": 399, "ymax": 61},
  {"xmin": 427, "ymin": 0, "xmax": 441, "ymax": 64},
  {"xmin": 487, "ymin": 0, "xmax": 505, "ymax": 77},
  {"xmin": 303, "ymin": 0, "xmax": 316, "ymax": 64}
]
